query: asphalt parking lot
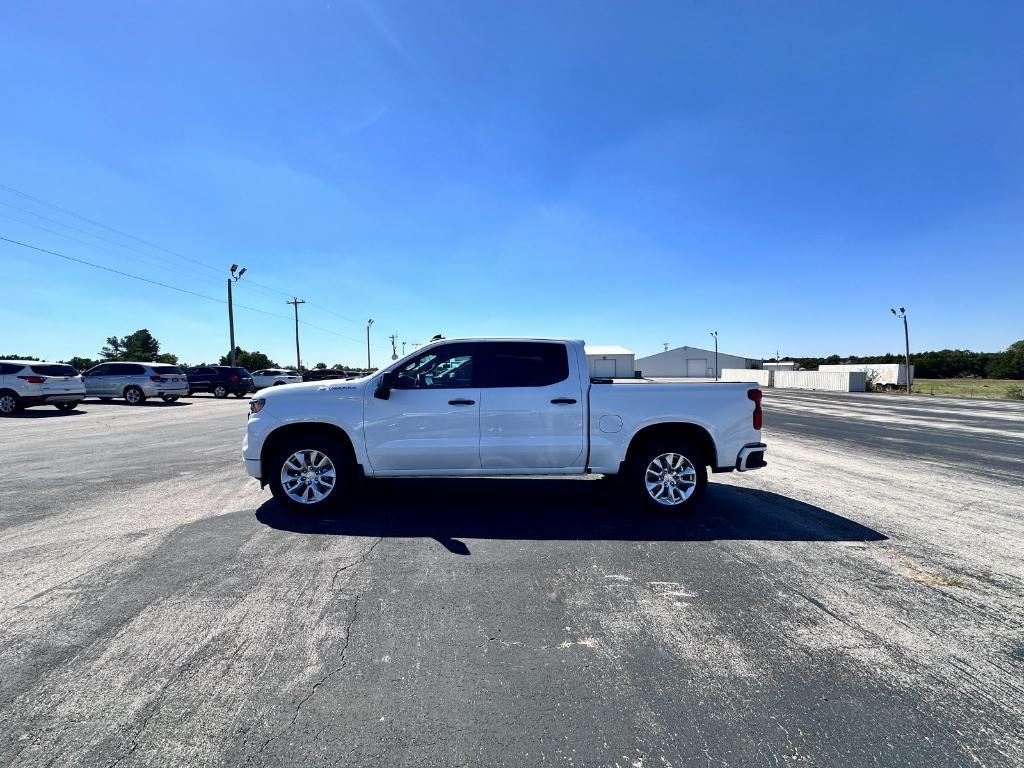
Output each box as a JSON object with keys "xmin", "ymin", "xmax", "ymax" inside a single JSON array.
[{"xmin": 1, "ymin": 391, "xmax": 1022, "ymax": 767}]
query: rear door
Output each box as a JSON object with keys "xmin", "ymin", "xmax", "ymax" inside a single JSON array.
[
  {"xmin": 479, "ymin": 341, "xmax": 586, "ymax": 470},
  {"xmin": 189, "ymin": 367, "xmax": 214, "ymax": 391}
]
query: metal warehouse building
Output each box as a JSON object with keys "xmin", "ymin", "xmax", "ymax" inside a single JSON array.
[
  {"xmin": 584, "ymin": 345, "xmax": 636, "ymax": 378},
  {"xmin": 635, "ymin": 345, "xmax": 759, "ymax": 378}
]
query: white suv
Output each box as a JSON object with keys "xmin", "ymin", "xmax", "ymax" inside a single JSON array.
[
  {"xmin": 0, "ymin": 360, "xmax": 86, "ymax": 415},
  {"xmin": 251, "ymin": 368, "xmax": 303, "ymax": 390}
]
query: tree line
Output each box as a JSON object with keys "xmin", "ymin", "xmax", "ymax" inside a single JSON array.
[
  {"xmin": 786, "ymin": 339, "xmax": 1024, "ymax": 379},
  {"xmin": 3, "ymin": 328, "xmax": 367, "ymax": 374}
]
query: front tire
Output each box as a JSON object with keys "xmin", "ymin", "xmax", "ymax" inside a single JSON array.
[
  {"xmin": 124, "ymin": 386, "xmax": 146, "ymax": 405},
  {"xmin": 629, "ymin": 440, "xmax": 708, "ymax": 513},
  {"xmin": 268, "ymin": 435, "xmax": 352, "ymax": 513},
  {"xmin": 0, "ymin": 391, "xmax": 22, "ymax": 416},
  {"xmin": 213, "ymin": 384, "xmax": 228, "ymax": 398}
]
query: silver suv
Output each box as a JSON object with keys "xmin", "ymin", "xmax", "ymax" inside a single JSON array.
[
  {"xmin": 82, "ymin": 362, "xmax": 189, "ymax": 405},
  {"xmin": 0, "ymin": 360, "xmax": 86, "ymax": 415}
]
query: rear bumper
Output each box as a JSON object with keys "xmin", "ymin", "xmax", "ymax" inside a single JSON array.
[
  {"xmin": 22, "ymin": 393, "xmax": 85, "ymax": 405},
  {"xmin": 736, "ymin": 443, "xmax": 768, "ymax": 471}
]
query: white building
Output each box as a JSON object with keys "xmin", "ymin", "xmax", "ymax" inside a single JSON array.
[
  {"xmin": 636, "ymin": 345, "xmax": 759, "ymax": 378},
  {"xmin": 585, "ymin": 345, "xmax": 636, "ymax": 378}
]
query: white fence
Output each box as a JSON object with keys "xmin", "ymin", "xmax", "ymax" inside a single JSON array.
[
  {"xmin": 773, "ymin": 370, "xmax": 867, "ymax": 392},
  {"xmin": 720, "ymin": 368, "xmax": 773, "ymax": 386}
]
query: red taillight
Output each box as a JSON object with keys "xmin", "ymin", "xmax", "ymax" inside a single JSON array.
[
  {"xmin": 150, "ymin": 375, "xmax": 166, "ymax": 382},
  {"xmin": 229, "ymin": 374, "xmax": 240, "ymax": 382},
  {"xmin": 18, "ymin": 375, "xmax": 46, "ymax": 384},
  {"xmin": 748, "ymin": 388, "xmax": 763, "ymax": 430}
]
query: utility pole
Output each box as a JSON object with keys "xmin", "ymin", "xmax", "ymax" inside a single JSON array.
[
  {"xmin": 402, "ymin": 341, "xmax": 407, "ymax": 356},
  {"xmin": 389, "ymin": 334, "xmax": 398, "ymax": 361},
  {"xmin": 227, "ymin": 264, "xmax": 246, "ymax": 367},
  {"xmin": 366, "ymin": 319, "xmax": 374, "ymax": 369},
  {"xmin": 710, "ymin": 330, "xmax": 719, "ymax": 380},
  {"xmin": 288, "ymin": 297, "xmax": 305, "ymax": 371},
  {"xmin": 663, "ymin": 342, "xmax": 669, "ymax": 352},
  {"xmin": 891, "ymin": 307, "xmax": 911, "ymax": 394}
]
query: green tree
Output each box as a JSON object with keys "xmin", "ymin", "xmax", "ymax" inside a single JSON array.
[
  {"xmin": 219, "ymin": 347, "xmax": 276, "ymax": 371},
  {"xmin": 315, "ymin": 362, "xmax": 327, "ymax": 369},
  {"xmin": 122, "ymin": 329, "xmax": 162, "ymax": 361},
  {"xmin": 99, "ymin": 335, "xmax": 125, "ymax": 360},
  {"xmin": 987, "ymin": 340, "xmax": 1024, "ymax": 379}
]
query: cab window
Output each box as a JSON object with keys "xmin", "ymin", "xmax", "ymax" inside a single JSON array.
[{"xmin": 394, "ymin": 344, "xmax": 477, "ymax": 389}]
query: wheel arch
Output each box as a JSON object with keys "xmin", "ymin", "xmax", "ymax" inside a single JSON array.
[
  {"xmin": 624, "ymin": 422, "xmax": 717, "ymax": 469},
  {"xmin": 260, "ymin": 422, "xmax": 360, "ymax": 479}
]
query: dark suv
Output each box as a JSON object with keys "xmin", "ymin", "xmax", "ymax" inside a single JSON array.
[{"xmin": 185, "ymin": 366, "xmax": 253, "ymax": 398}]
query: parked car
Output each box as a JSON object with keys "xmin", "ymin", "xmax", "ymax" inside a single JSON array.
[
  {"xmin": 185, "ymin": 366, "xmax": 253, "ymax": 398},
  {"xmin": 243, "ymin": 338, "xmax": 767, "ymax": 512},
  {"xmin": 0, "ymin": 360, "xmax": 86, "ymax": 415},
  {"xmin": 301, "ymin": 368, "xmax": 349, "ymax": 383},
  {"xmin": 82, "ymin": 362, "xmax": 188, "ymax": 404},
  {"xmin": 251, "ymin": 368, "xmax": 303, "ymax": 390}
]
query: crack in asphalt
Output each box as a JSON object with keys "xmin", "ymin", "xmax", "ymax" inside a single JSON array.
[{"xmin": 244, "ymin": 536, "xmax": 381, "ymax": 765}]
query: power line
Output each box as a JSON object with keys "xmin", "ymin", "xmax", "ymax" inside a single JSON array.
[
  {"xmin": 0, "ymin": 182, "xmax": 226, "ymax": 278},
  {"xmin": 0, "ymin": 234, "xmax": 372, "ymax": 346},
  {"xmin": 0, "ymin": 182, "xmax": 378, "ymax": 332}
]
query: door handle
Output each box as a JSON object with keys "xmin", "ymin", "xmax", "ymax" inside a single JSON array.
[
  {"xmin": 551, "ymin": 398, "xmax": 577, "ymax": 405},
  {"xmin": 448, "ymin": 398, "xmax": 476, "ymax": 406}
]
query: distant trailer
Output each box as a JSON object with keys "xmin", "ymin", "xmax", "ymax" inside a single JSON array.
[
  {"xmin": 818, "ymin": 364, "xmax": 914, "ymax": 391},
  {"xmin": 775, "ymin": 370, "xmax": 867, "ymax": 393}
]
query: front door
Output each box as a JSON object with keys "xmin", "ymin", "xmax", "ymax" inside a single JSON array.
[
  {"xmin": 84, "ymin": 364, "xmax": 113, "ymax": 396},
  {"xmin": 363, "ymin": 342, "xmax": 482, "ymax": 472},
  {"xmin": 479, "ymin": 341, "xmax": 586, "ymax": 470}
]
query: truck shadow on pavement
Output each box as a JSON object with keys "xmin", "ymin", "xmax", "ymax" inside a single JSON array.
[{"xmin": 255, "ymin": 479, "xmax": 887, "ymax": 554}]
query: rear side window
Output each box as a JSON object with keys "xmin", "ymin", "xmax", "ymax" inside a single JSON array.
[
  {"xmin": 0, "ymin": 362, "xmax": 24, "ymax": 374},
  {"xmin": 485, "ymin": 342, "xmax": 570, "ymax": 388},
  {"xmin": 231, "ymin": 368, "xmax": 251, "ymax": 377},
  {"xmin": 110, "ymin": 364, "xmax": 147, "ymax": 375},
  {"xmin": 150, "ymin": 365, "xmax": 184, "ymax": 375},
  {"xmin": 31, "ymin": 364, "xmax": 78, "ymax": 377}
]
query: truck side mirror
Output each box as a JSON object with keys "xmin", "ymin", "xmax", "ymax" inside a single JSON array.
[{"xmin": 374, "ymin": 371, "xmax": 395, "ymax": 400}]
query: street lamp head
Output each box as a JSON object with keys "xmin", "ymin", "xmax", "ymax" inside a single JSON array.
[
  {"xmin": 230, "ymin": 264, "xmax": 239, "ymax": 274},
  {"xmin": 899, "ymin": 307, "xmax": 906, "ymax": 314},
  {"xmin": 237, "ymin": 267, "xmax": 246, "ymax": 278},
  {"xmin": 890, "ymin": 308, "xmax": 897, "ymax": 315},
  {"xmin": 367, "ymin": 318, "xmax": 374, "ymax": 327}
]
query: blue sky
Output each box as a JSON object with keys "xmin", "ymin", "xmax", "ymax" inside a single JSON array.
[{"xmin": 1, "ymin": 1, "xmax": 1021, "ymax": 365}]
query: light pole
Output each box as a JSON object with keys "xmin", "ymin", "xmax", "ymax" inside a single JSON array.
[
  {"xmin": 366, "ymin": 319, "xmax": 374, "ymax": 369},
  {"xmin": 890, "ymin": 307, "xmax": 911, "ymax": 394},
  {"xmin": 288, "ymin": 297, "xmax": 305, "ymax": 371},
  {"xmin": 710, "ymin": 330, "xmax": 719, "ymax": 380},
  {"xmin": 228, "ymin": 264, "xmax": 247, "ymax": 367}
]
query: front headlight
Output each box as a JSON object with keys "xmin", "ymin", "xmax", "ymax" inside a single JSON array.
[{"xmin": 249, "ymin": 397, "xmax": 266, "ymax": 415}]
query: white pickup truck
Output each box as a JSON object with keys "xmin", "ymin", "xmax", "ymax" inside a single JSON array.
[{"xmin": 242, "ymin": 338, "xmax": 766, "ymax": 513}]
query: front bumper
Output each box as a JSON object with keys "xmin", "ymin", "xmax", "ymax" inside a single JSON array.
[{"xmin": 736, "ymin": 443, "xmax": 768, "ymax": 471}]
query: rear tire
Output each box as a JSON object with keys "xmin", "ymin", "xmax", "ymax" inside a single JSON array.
[
  {"xmin": 213, "ymin": 384, "xmax": 228, "ymax": 398},
  {"xmin": 268, "ymin": 434, "xmax": 353, "ymax": 513},
  {"xmin": 629, "ymin": 439, "xmax": 708, "ymax": 513},
  {"xmin": 0, "ymin": 391, "xmax": 22, "ymax": 416},
  {"xmin": 234, "ymin": 392, "xmax": 246, "ymax": 398},
  {"xmin": 124, "ymin": 386, "xmax": 146, "ymax": 405},
  {"xmin": 54, "ymin": 401, "xmax": 80, "ymax": 412}
]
